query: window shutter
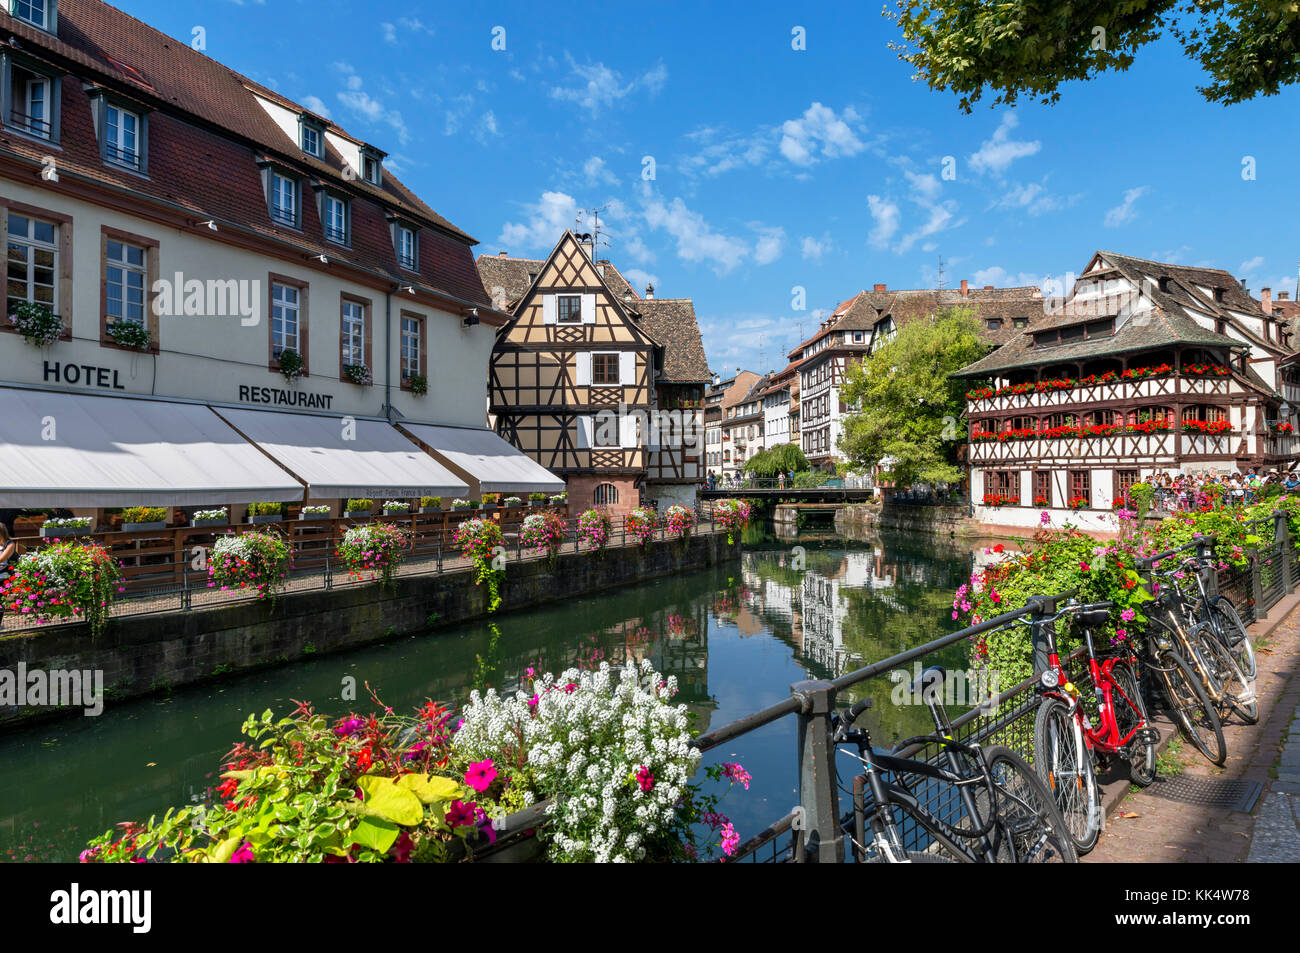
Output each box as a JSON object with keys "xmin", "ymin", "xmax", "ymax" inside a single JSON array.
[
  {"xmin": 619, "ymin": 352, "xmax": 635, "ymax": 385},
  {"xmin": 620, "ymin": 415, "xmax": 640, "ymax": 449},
  {"xmin": 575, "ymin": 352, "xmax": 592, "ymax": 386},
  {"xmin": 581, "ymin": 293, "xmax": 596, "ymax": 324},
  {"xmin": 542, "ymin": 295, "xmax": 557, "ymax": 325},
  {"xmin": 576, "ymin": 415, "xmax": 593, "ymax": 449}
]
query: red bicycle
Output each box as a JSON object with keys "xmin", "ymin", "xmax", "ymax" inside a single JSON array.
[{"xmin": 1030, "ymin": 600, "xmax": 1159, "ymax": 854}]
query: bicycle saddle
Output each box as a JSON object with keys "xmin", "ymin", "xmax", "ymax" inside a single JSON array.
[{"xmin": 911, "ymin": 665, "xmax": 946, "ymax": 704}]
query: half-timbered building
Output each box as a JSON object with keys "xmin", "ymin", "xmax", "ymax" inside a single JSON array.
[
  {"xmin": 955, "ymin": 252, "xmax": 1299, "ymax": 530},
  {"xmin": 791, "ymin": 281, "xmax": 1044, "ymax": 469},
  {"xmin": 477, "ymin": 232, "xmax": 710, "ymax": 513}
]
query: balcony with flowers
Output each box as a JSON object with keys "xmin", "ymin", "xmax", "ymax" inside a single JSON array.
[
  {"xmin": 965, "ymin": 360, "xmax": 1234, "ymax": 415},
  {"xmin": 967, "ymin": 411, "xmax": 1234, "ymax": 463}
]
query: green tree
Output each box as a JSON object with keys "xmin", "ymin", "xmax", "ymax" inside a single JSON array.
[
  {"xmin": 885, "ymin": 1, "xmax": 1300, "ymax": 112},
  {"xmin": 837, "ymin": 306, "xmax": 987, "ymax": 488},
  {"xmin": 742, "ymin": 443, "xmax": 810, "ymax": 477}
]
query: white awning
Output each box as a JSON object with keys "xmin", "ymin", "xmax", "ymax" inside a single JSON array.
[
  {"xmin": 0, "ymin": 388, "xmax": 303, "ymax": 507},
  {"xmin": 216, "ymin": 408, "xmax": 468, "ymax": 500},
  {"xmin": 400, "ymin": 423, "xmax": 566, "ymax": 494}
]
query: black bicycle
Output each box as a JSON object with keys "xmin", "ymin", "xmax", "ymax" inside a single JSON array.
[{"xmin": 834, "ymin": 666, "xmax": 1077, "ymax": 864}]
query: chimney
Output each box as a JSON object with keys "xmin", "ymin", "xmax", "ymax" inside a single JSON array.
[
  {"xmin": 645, "ymin": 283, "xmax": 655, "ymax": 299},
  {"xmin": 497, "ymin": 251, "xmax": 508, "ymax": 257},
  {"xmin": 873, "ymin": 283, "xmax": 887, "ymax": 292},
  {"xmin": 1261, "ymin": 287, "xmax": 1272, "ymax": 314},
  {"xmin": 983, "ymin": 285, "xmax": 994, "ymax": 290},
  {"xmin": 1280, "ymin": 292, "xmax": 1291, "ymax": 301},
  {"xmin": 960, "ymin": 279, "xmax": 969, "ymax": 297}
]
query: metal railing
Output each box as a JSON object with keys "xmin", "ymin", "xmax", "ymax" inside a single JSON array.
[{"xmin": 3, "ymin": 502, "xmax": 729, "ymax": 632}]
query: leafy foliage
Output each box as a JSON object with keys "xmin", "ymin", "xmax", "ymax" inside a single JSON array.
[
  {"xmin": 885, "ymin": 1, "xmax": 1300, "ymax": 112},
  {"xmin": 0, "ymin": 541, "xmax": 122, "ymax": 638},
  {"xmin": 837, "ymin": 306, "xmax": 987, "ymax": 487},
  {"xmin": 742, "ymin": 443, "xmax": 810, "ymax": 477}
]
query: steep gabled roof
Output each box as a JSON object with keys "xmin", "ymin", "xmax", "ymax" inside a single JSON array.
[{"xmin": 475, "ymin": 242, "xmax": 712, "ymax": 384}]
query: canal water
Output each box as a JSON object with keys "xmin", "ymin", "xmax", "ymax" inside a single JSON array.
[{"xmin": 0, "ymin": 525, "xmax": 983, "ymax": 862}]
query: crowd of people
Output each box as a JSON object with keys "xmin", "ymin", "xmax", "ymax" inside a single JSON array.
[{"xmin": 1148, "ymin": 468, "xmax": 1300, "ymax": 511}]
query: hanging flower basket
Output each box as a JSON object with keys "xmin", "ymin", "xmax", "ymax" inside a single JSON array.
[
  {"xmin": 343, "ymin": 363, "xmax": 372, "ymax": 386},
  {"xmin": 277, "ymin": 348, "xmax": 304, "ymax": 382},
  {"xmin": 0, "ymin": 540, "xmax": 121, "ymax": 638},
  {"xmin": 105, "ymin": 320, "xmax": 152, "ymax": 350}
]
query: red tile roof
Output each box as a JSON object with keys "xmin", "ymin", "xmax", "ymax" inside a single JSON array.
[{"xmin": 0, "ymin": 0, "xmax": 492, "ymax": 307}]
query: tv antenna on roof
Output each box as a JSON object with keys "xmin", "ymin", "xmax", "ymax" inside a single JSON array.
[{"xmin": 575, "ymin": 206, "xmax": 611, "ymax": 256}]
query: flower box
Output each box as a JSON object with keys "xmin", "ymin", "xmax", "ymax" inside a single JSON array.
[
  {"xmin": 505, "ymin": 500, "xmax": 523, "ymax": 508},
  {"xmin": 190, "ymin": 517, "xmax": 228, "ymax": 528},
  {"xmin": 299, "ymin": 508, "xmax": 332, "ymax": 520},
  {"xmin": 41, "ymin": 524, "xmax": 92, "ymax": 538},
  {"xmin": 247, "ymin": 514, "xmax": 281, "ymax": 525},
  {"xmin": 382, "ymin": 507, "xmax": 411, "ymax": 516},
  {"xmin": 343, "ymin": 510, "xmax": 372, "ymax": 519},
  {"xmin": 122, "ymin": 521, "xmax": 166, "ymax": 532},
  {"xmin": 420, "ymin": 506, "xmax": 442, "ymax": 514}
]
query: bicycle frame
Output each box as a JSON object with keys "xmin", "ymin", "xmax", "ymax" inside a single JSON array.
[{"xmin": 1040, "ymin": 619, "xmax": 1147, "ymax": 756}]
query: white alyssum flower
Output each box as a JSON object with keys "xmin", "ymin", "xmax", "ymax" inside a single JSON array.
[{"xmin": 454, "ymin": 658, "xmax": 699, "ymax": 862}]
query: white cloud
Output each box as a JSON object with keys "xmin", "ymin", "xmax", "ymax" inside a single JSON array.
[
  {"xmin": 550, "ymin": 55, "xmax": 668, "ymax": 116},
  {"xmin": 641, "ymin": 193, "xmax": 749, "ymax": 274},
  {"xmin": 994, "ymin": 181, "xmax": 1067, "ymax": 216},
  {"xmin": 332, "ymin": 63, "xmax": 408, "ymax": 144},
  {"xmin": 582, "ymin": 156, "xmax": 619, "ymax": 187},
  {"xmin": 905, "ymin": 170, "xmax": 942, "ymax": 202},
  {"xmin": 971, "ymin": 266, "xmax": 1044, "ymax": 289},
  {"xmin": 499, "ymin": 191, "xmax": 580, "ymax": 251},
  {"xmin": 1239, "ymin": 255, "xmax": 1265, "ymax": 274},
  {"xmin": 381, "ymin": 22, "xmax": 397, "ymax": 44},
  {"xmin": 867, "ymin": 195, "xmax": 901, "ymax": 248},
  {"xmin": 473, "ymin": 110, "xmax": 500, "ymax": 143},
  {"xmin": 779, "ymin": 103, "xmax": 864, "ymax": 166},
  {"xmin": 896, "ymin": 201, "xmax": 959, "ymax": 253},
  {"xmin": 801, "ymin": 234, "xmax": 832, "ymax": 261},
  {"xmin": 300, "ymin": 95, "xmax": 331, "ymax": 119},
  {"xmin": 1104, "ymin": 186, "xmax": 1148, "ymax": 227},
  {"xmin": 752, "ymin": 226, "xmax": 785, "ymax": 265},
  {"xmin": 623, "ymin": 268, "xmax": 660, "ymax": 293},
  {"xmin": 969, "ymin": 113, "xmax": 1041, "ymax": 175}
]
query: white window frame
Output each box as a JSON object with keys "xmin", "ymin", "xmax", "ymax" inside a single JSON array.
[
  {"xmin": 341, "ymin": 300, "xmax": 366, "ymax": 368},
  {"xmin": 322, "ymin": 193, "xmax": 349, "ymax": 245},
  {"xmin": 271, "ymin": 283, "xmax": 300, "ymax": 358},
  {"xmin": 5, "ymin": 213, "xmax": 58, "ymax": 314},
  {"xmin": 11, "ymin": 0, "xmax": 51, "ymax": 31},
  {"xmin": 104, "ymin": 102, "xmax": 141, "ymax": 169},
  {"xmin": 396, "ymin": 225, "xmax": 416, "ymax": 270},
  {"xmin": 400, "ymin": 315, "xmax": 421, "ymax": 379},
  {"xmin": 105, "ymin": 239, "xmax": 146, "ymax": 326},
  {"xmin": 300, "ymin": 122, "xmax": 322, "ymax": 158},
  {"xmin": 270, "ymin": 171, "xmax": 298, "ymax": 227}
]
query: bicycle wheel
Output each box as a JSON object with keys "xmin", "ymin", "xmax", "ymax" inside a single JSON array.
[
  {"xmin": 1109, "ymin": 660, "xmax": 1156, "ymax": 787},
  {"xmin": 1193, "ymin": 624, "xmax": 1257, "ymax": 724},
  {"xmin": 1032, "ymin": 697, "xmax": 1100, "ymax": 853},
  {"xmin": 1210, "ymin": 599, "xmax": 1255, "ymax": 680},
  {"xmin": 979, "ymin": 745, "xmax": 1078, "ymax": 863},
  {"xmin": 1155, "ymin": 650, "xmax": 1227, "ymax": 765},
  {"xmin": 865, "ymin": 850, "xmax": 956, "ymax": 863}
]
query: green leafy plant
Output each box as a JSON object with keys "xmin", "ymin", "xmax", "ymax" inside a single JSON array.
[
  {"xmin": 406, "ymin": 373, "xmax": 428, "ymax": 396},
  {"xmin": 0, "ymin": 541, "xmax": 121, "ymax": 638},
  {"xmin": 8, "ymin": 300, "xmax": 63, "ymax": 347},
  {"xmin": 122, "ymin": 506, "xmax": 168, "ymax": 524},
  {"xmin": 480, "ymin": 493, "xmax": 500, "ymax": 506},
  {"xmin": 105, "ymin": 320, "xmax": 151, "ymax": 350},
  {"xmin": 528, "ymin": 492, "xmax": 548, "ymax": 503},
  {"xmin": 420, "ymin": 497, "xmax": 442, "ymax": 509},
  {"xmin": 208, "ymin": 531, "xmax": 291, "ymax": 603},
  {"xmin": 277, "ymin": 348, "xmax": 304, "ymax": 382},
  {"xmin": 345, "ymin": 498, "xmax": 374, "ymax": 513},
  {"xmin": 453, "ymin": 519, "xmax": 504, "ymax": 612},
  {"xmin": 342, "ymin": 363, "xmax": 372, "ymax": 386},
  {"xmin": 337, "ymin": 523, "xmax": 412, "ymax": 591},
  {"xmin": 246, "ymin": 502, "xmax": 283, "ymax": 518}
]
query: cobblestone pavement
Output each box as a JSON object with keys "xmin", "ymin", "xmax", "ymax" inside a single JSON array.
[{"xmin": 1085, "ymin": 596, "xmax": 1300, "ymax": 863}]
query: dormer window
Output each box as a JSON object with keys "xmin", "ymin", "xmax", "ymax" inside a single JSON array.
[
  {"xmin": 986, "ymin": 318, "xmax": 1002, "ymax": 331},
  {"xmin": 1013, "ymin": 317, "xmax": 1029, "ymax": 328},
  {"xmin": 88, "ymin": 90, "xmax": 149, "ymax": 173},
  {"xmin": 1, "ymin": 55, "xmax": 61, "ymax": 141},
  {"xmin": 10, "ymin": 0, "xmax": 53, "ymax": 31},
  {"xmin": 395, "ymin": 224, "xmax": 417, "ymax": 270},
  {"xmin": 269, "ymin": 171, "xmax": 298, "ymax": 227},
  {"xmin": 360, "ymin": 145, "xmax": 383, "ymax": 186},
  {"xmin": 320, "ymin": 192, "xmax": 349, "ymax": 245},
  {"xmin": 299, "ymin": 115, "xmax": 325, "ymax": 158},
  {"xmin": 1214, "ymin": 287, "xmax": 1226, "ymax": 303}
]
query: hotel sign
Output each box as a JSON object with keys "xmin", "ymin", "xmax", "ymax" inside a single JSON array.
[
  {"xmin": 43, "ymin": 360, "xmax": 126, "ymax": 390},
  {"xmin": 238, "ymin": 384, "xmax": 334, "ymax": 410}
]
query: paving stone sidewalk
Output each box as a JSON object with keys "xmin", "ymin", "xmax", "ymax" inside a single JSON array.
[{"xmin": 1085, "ymin": 595, "xmax": 1300, "ymax": 863}]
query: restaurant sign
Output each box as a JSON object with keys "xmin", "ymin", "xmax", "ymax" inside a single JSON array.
[{"xmin": 237, "ymin": 384, "xmax": 334, "ymax": 410}]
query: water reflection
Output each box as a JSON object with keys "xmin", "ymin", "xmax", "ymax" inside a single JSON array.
[{"xmin": 0, "ymin": 527, "xmax": 981, "ymax": 862}]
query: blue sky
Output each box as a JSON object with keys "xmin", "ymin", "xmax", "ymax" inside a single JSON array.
[{"xmin": 125, "ymin": 1, "xmax": 1300, "ymax": 376}]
